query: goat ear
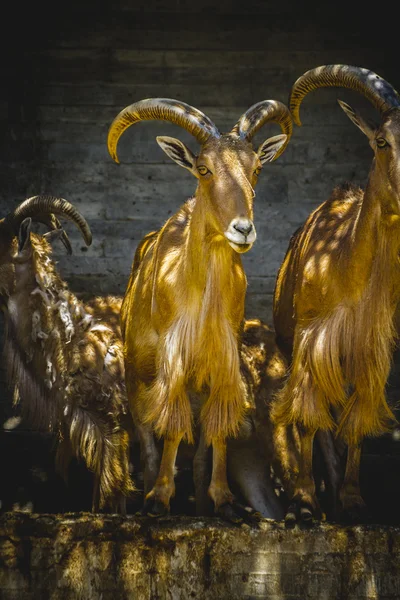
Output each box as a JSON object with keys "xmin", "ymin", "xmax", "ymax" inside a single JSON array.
[
  {"xmin": 257, "ymin": 134, "xmax": 288, "ymax": 164},
  {"xmin": 156, "ymin": 136, "xmax": 197, "ymax": 174},
  {"xmin": 337, "ymin": 100, "xmax": 376, "ymax": 140},
  {"xmin": 18, "ymin": 217, "xmax": 33, "ymax": 253},
  {"xmin": 43, "ymin": 228, "xmax": 65, "ymax": 245}
]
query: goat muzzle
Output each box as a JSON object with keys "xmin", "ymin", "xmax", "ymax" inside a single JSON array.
[{"xmin": 225, "ymin": 218, "xmax": 256, "ymax": 253}]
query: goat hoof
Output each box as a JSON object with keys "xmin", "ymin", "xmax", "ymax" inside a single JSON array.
[
  {"xmin": 216, "ymin": 501, "xmax": 262, "ymax": 526},
  {"xmin": 141, "ymin": 496, "xmax": 169, "ymax": 517},
  {"xmin": 300, "ymin": 505, "xmax": 314, "ymax": 523},
  {"xmin": 284, "ymin": 503, "xmax": 299, "ymax": 528},
  {"xmin": 285, "ymin": 500, "xmax": 321, "ymax": 528}
]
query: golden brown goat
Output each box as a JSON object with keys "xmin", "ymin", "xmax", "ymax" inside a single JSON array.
[
  {"xmin": 272, "ymin": 64, "xmax": 400, "ymax": 524},
  {"xmin": 107, "ymin": 97, "xmax": 292, "ymax": 521},
  {"xmin": 0, "ymin": 196, "xmax": 134, "ymax": 512}
]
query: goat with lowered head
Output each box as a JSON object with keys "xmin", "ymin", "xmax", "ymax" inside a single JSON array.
[
  {"xmin": 272, "ymin": 64, "xmax": 400, "ymax": 524},
  {"xmin": 108, "ymin": 97, "xmax": 292, "ymax": 521},
  {"xmin": 0, "ymin": 196, "xmax": 133, "ymax": 512}
]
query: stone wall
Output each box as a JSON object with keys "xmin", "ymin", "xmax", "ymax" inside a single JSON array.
[{"xmin": 1, "ymin": 513, "xmax": 400, "ymax": 600}]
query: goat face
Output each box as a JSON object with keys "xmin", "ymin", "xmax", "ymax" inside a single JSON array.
[
  {"xmin": 157, "ymin": 133, "xmax": 287, "ymax": 254},
  {"xmin": 195, "ymin": 136, "xmax": 258, "ymax": 253},
  {"xmin": 107, "ymin": 98, "xmax": 291, "ymax": 254},
  {"xmin": 375, "ymin": 110, "xmax": 400, "ymax": 207},
  {"xmin": 0, "ymin": 196, "xmax": 92, "ymax": 305},
  {"xmin": 0, "ymin": 219, "xmax": 62, "ymax": 305},
  {"xmin": 338, "ymin": 102, "xmax": 400, "ymax": 210}
]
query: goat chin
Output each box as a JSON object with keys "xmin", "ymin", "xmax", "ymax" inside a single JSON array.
[{"xmin": 227, "ymin": 240, "xmax": 253, "ymax": 253}]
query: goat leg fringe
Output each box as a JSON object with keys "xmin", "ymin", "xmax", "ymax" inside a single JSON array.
[
  {"xmin": 337, "ymin": 387, "xmax": 396, "ymax": 444},
  {"xmin": 200, "ymin": 379, "xmax": 248, "ymax": 446},
  {"xmin": 271, "ymin": 372, "xmax": 336, "ymax": 431},
  {"xmin": 139, "ymin": 378, "xmax": 194, "ymax": 444},
  {"xmin": 66, "ymin": 402, "xmax": 134, "ymax": 509}
]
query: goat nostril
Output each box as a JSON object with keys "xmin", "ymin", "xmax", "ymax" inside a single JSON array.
[{"xmin": 233, "ymin": 223, "xmax": 253, "ymax": 236}]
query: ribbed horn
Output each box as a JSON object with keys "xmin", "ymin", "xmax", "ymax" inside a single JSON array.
[
  {"xmin": 6, "ymin": 196, "xmax": 92, "ymax": 246},
  {"xmin": 231, "ymin": 100, "xmax": 293, "ymax": 160},
  {"xmin": 107, "ymin": 98, "xmax": 221, "ymax": 164},
  {"xmin": 289, "ymin": 64, "xmax": 400, "ymax": 126}
]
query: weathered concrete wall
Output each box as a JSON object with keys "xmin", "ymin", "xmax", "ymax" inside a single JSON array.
[
  {"xmin": 0, "ymin": 513, "xmax": 400, "ymax": 600},
  {"xmin": 1, "ymin": 1, "xmax": 397, "ymax": 320}
]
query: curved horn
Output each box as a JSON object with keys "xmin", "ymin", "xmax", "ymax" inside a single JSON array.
[
  {"xmin": 107, "ymin": 98, "xmax": 221, "ymax": 164},
  {"xmin": 289, "ymin": 64, "xmax": 400, "ymax": 126},
  {"xmin": 231, "ymin": 100, "xmax": 293, "ymax": 160},
  {"xmin": 6, "ymin": 196, "xmax": 92, "ymax": 246}
]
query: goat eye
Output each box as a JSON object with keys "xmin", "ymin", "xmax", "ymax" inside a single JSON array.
[
  {"xmin": 254, "ymin": 166, "xmax": 262, "ymax": 176},
  {"xmin": 376, "ymin": 137, "xmax": 388, "ymax": 148},
  {"xmin": 197, "ymin": 165, "xmax": 211, "ymax": 176}
]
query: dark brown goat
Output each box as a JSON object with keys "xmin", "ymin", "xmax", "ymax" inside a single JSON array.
[
  {"xmin": 230, "ymin": 318, "xmax": 335, "ymax": 521},
  {"xmin": 226, "ymin": 318, "xmax": 288, "ymax": 519},
  {"xmin": 273, "ymin": 64, "xmax": 400, "ymax": 524},
  {"xmin": 0, "ymin": 196, "xmax": 134, "ymax": 512}
]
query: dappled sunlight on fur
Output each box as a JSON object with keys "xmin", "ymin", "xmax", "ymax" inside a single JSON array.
[
  {"xmin": 3, "ymin": 233, "xmax": 134, "ymax": 511},
  {"xmin": 116, "ymin": 104, "xmax": 292, "ymax": 514},
  {"xmin": 274, "ymin": 63, "xmax": 400, "ymax": 520},
  {"xmin": 126, "ymin": 206, "xmax": 250, "ymax": 446},
  {"xmin": 273, "ymin": 184, "xmax": 398, "ymax": 444}
]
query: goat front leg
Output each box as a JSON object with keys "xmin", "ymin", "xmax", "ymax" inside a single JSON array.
[
  {"xmin": 285, "ymin": 427, "xmax": 322, "ymax": 526},
  {"xmin": 316, "ymin": 429, "xmax": 344, "ymax": 521},
  {"xmin": 339, "ymin": 442, "xmax": 368, "ymax": 523},
  {"xmin": 208, "ymin": 438, "xmax": 261, "ymax": 524},
  {"xmin": 126, "ymin": 375, "xmax": 161, "ymax": 499},
  {"xmin": 142, "ymin": 434, "xmax": 183, "ymax": 517},
  {"xmin": 135, "ymin": 422, "xmax": 160, "ymax": 496},
  {"xmin": 193, "ymin": 429, "xmax": 213, "ymax": 516}
]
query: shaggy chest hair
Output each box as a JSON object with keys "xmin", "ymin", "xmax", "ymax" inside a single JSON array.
[
  {"xmin": 276, "ymin": 234, "xmax": 398, "ymax": 444},
  {"xmin": 141, "ymin": 244, "xmax": 248, "ymax": 444},
  {"xmin": 163, "ymin": 246, "xmax": 243, "ymax": 393}
]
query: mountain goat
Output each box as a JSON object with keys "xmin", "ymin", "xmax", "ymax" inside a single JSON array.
[
  {"xmin": 273, "ymin": 64, "xmax": 400, "ymax": 524},
  {"xmin": 0, "ymin": 196, "xmax": 134, "ymax": 512},
  {"xmin": 108, "ymin": 97, "xmax": 292, "ymax": 521}
]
